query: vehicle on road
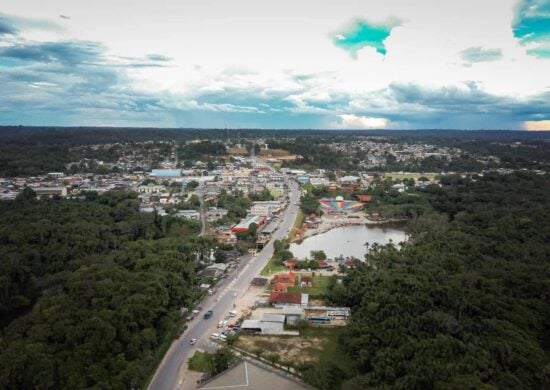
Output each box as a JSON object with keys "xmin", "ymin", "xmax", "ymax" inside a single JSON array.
[
  {"xmin": 189, "ymin": 338, "xmax": 197, "ymax": 345},
  {"xmin": 204, "ymin": 310, "xmax": 213, "ymax": 319},
  {"xmin": 228, "ymin": 310, "xmax": 237, "ymax": 317}
]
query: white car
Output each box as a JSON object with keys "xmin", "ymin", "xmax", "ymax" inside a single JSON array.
[
  {"xmin": 218, "ymin": 320, "xmax": 228, "ymax": 328},
  {"xmin": 228, "ymin": 310, "xmax": 237, "ymax": 317},
  {"xmin": 219, "ymin": 334, "xmax": 227, "ymax": 342},
  {"xmin": 189, "ymin": 338, "xmax": 197, "ymax": 345},
  {"xmin": 210, "ymin": 333, "xmax": 220, "ymax": 340}
]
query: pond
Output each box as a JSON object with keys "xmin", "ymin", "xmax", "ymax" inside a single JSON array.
[{"xmin": 289, "ymin": 224, "xmax": 408, "ymax": 260}]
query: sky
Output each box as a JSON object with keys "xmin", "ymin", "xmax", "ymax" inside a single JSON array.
[{"xmin": 0, "ymin": 0, "xmax": 549, "ymax": 130}]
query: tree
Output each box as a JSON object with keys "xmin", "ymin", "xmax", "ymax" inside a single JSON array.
[{"xmin": 310, "ymin": 250, "xmax": 327, "ymax": 260}]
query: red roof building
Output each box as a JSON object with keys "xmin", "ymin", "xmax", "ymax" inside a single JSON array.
[
  {"xmin": 356, "ymin": 194, "xmax": 373, "ymax": 202},
  {"xmin": 269, "ymin": 292, "xmax": 302, "ymax": 305}
]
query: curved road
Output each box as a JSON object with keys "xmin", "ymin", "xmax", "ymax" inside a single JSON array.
[{"xmin": 149, "ymin": 180, "xmax": 300, "ymax": 390}]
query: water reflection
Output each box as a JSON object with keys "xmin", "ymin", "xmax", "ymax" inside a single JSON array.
[{"xmin": 289, "ymin": 224, "xmax": 407, "ymax": 260}]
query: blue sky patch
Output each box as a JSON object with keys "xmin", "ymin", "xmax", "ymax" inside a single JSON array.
[
  {"xmin": 513, "ymin": 0, "xmax": 550, "ymax": 57},
  {"xmin": 331, "ymin": 18, "xmax": 400, "ymax": 58}
]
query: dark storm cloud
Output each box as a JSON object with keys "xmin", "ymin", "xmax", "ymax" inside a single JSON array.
[{"xmin": 0, "ymin": 18, "xmax": 17, "ymax": 36}]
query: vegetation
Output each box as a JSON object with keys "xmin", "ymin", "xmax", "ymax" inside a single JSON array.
[
  {"xmin": 309, "ymin": 172, "xmax": 550, "ymax": 389},
  {"xmin": 188, "ymin": 348, "xmax": 236, "ymax": 376},
  {"xmin": 0, "ymin": 190, "xmax": 215, "ymax": 388}
]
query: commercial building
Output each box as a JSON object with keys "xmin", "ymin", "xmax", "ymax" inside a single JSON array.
[{"xmin": 231, "ymin": 215, "xmax": 266, "ymax": 233}]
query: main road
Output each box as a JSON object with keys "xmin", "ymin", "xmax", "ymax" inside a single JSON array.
[{"xmin": 149, "ymin": 179, "xmax": 300, "ymax": 390}]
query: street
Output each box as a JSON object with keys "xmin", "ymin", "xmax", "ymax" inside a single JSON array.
[{"xmin": 149, "ymin": 179, "xmax": 300, "ymax": 390}]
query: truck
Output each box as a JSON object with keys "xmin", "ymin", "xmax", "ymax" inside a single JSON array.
[{"xmin": 204, "ymin": 310, "xmax": 213, "ymax": 319}]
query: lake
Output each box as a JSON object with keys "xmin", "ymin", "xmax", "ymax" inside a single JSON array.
[{"xmin": 289, "ymin": 224, "xmax": 408, "ymax": 260}]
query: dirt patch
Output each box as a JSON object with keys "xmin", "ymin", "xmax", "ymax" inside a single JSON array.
[{"xmin": 236, "ymin": 335, "xmax": 326, "ymax": 364}]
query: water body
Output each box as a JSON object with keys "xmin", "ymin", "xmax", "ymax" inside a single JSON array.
[{"xmin": 289, "ymin": 224, "xmax": 408, "ymax": 260}]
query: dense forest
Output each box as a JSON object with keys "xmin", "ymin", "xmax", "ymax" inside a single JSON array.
[
  {"xmin": 0, "ymin": 190, "xmax": 216, "ymax": 388},
  {"xmin": 304, "ymin": 172, "xmax": 550, "ymax": 389}
]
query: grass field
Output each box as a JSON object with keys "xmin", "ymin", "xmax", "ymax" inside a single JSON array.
[
  {"xmin": 287, "ymin": 274, "xmax": 331, "ymax": 297},
  {"xmin": 260, "ymin": 256, "xmax": 287, "ymax": 276}
]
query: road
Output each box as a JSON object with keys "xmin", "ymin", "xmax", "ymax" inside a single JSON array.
[
  {"xmin": 196, "ymin": 183, "xmax": 207, "ymax": 236},
  {"xmin": 149, "ymin": 179, "xmax": 300, "ymax": 390}
]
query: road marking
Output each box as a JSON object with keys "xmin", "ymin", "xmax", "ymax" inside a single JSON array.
[{"xmin": 200, "ymin": 362, "xmax": 249, "ymax": 389}]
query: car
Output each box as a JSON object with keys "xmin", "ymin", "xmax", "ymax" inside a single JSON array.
[
  {"xmin": 210, "ymin": 332, "xmax": 220, "ymax": 340},
  {"xmin": 204, "ymin": 310, "xmax": 213, "ymax": 319},
  {"xmin": 189, "ymin": 338, "xmax": 197, "ymax": 345},
  {"xmin": 228, "ymin": 310, "xmax": 237, "ymax": 317},
  {"xmin": 219, "ymin": 334, "xmax": 227, "ymax": 342},
  {"xmin": 218, "ymin": 320, "xmax": 228, "ymax": 328}
]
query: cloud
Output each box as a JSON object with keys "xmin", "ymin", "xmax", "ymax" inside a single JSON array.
[
  {"xmin": 523, "ymin": 119, "xmax": 550, "ymax": 130},
  {"xmin": 513, "ymin": 0, "xmax": 550, "ymax": 57},
  {"xmin": 330, "ymin": 18, "xmax": 401, "ymax": 58},
  {"xmin": 460, "ymin": 46, "xmax": 503, "ymax": 63},
  {"xmin": 333, "ymin": 114, "xmax": 389, "ymax": 129},
  {"xmin": 146, "ymin": 54, "xmax": 172, "ymax": 62},
  {"xmin": 0, "ymin": 40, "xmax": 104, "ymax": 64},
  {"xmin": 0, "ymin": 17, "xmax": 17, "ymax": 36},
  {"xmin": 0, "ymin": 13, "xmax": 62, "ymax": 34}
]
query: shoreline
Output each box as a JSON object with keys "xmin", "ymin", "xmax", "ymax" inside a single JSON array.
[{"xmin": 292, "ymin": 216, "xmax": 408, "ymax": 243}]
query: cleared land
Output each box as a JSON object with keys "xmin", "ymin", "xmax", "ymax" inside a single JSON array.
[
  {"xmin": 235, "ymin": 327, "xmax": 346, "ymax": 367},
  {"xmin": 287, "ymin": 275, "xmax": 331, "ymax": 297}
]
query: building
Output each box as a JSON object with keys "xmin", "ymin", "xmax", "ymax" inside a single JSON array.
[
  {"xmin": 282, "ymin": 307, "xmax": 304, "ymax": 325},
  {"xmin": 260, "ymin": 313, "xmax": 285, "ymax": 334},
  {"xmin": 176, "ymin": 210, "xmax": 200, "ymax": 220},
  {"xmin": 231, "ymin": 215, "xmax": 266, "ymax": 233},
  {"xmin": 198, "ymin": 360, "xmax": 311, "ymax": 389},
  {"xmin": 34, "ymin": 187, "xmax": 67, "ymax": 198},
  {"xmin": 269, "ymin": 292, "xmax": 309, "ymax": 307},
  {"xmin": 137, "ymin": 185, "xmax": 165, "ymax": 194},
  {"xmin": 150, "ymin": 169, "xmax": 182, "ymax": 178},
  {"xmin": 250, "ymin": 201, "xmax": 281, "ymax": 217},
  {"xmin": 47, "ymin": 172, "xmax": 65, "ymax": 179},
  {"xmin": 206, "ymin": 207, "xmax": 228, "ymax": 221}
]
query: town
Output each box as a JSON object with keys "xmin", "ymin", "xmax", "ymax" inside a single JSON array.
[{"xmin": 2, "ymin": 132, "xmax": 549, "ymax": 389}]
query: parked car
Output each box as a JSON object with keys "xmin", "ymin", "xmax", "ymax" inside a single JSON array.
[
  {"xmin": 228, "ymin": 310, "xmax": 237, "ymax": 317},
  {"xmin": 189, "ymin": 338, "xmax": 197, "ymax": 345},
  {"xmin": 218, "ymin": 320, "xmax": 228, "ymax": 328},
  {"xmin": 219, "ymin": 334, "xmax": 227, "ymax": 342},
  {"xmin": 210, "ymin": 332, "xmax": 220, "ymax": 340}
]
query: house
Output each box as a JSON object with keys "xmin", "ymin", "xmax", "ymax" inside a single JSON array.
[
  {"xmin": 201, "ymin": 263, "xmax": 227, "ymax": 278},
  {"xmin": 176, "ymin": 210, "xmax": 200, "ymax": 220},
  {"xmin": 272, "ymin": 272, "xmax": 295, "ymax": 290},
  {"xmin": 316, "ymin": 260, "xmax": 334, "ymax": 271},
  {"xmin": 299, "ymin": 276, "xmax": 313, "ymax": 287},
  {"xmin": 269, "ymin": 292, "xmax": 309, "ymax": 307},
  {"xmin": 206, "ymin": 207, "xmax": 228, "ymax": 221}
]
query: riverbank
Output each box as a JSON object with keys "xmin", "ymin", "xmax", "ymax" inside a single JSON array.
[{"xmin": 293, "ymin": 212, "xmax": 407, "ymax": 242}]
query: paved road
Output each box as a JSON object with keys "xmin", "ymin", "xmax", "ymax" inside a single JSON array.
[
  {"xmin": 196, "ymin": 183, "xmax": 207, "ymax": 236},
  {"xmin": 149, "ymin": 179, "xmax": 300, "ymax": 390}
]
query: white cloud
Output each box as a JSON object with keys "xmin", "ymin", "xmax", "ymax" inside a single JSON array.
[{"xmin": 333, "ymin": 114, "xmax": 390, "ymax": 129}]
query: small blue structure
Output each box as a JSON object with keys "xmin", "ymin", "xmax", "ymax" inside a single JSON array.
[{"xmin": 151, "ymin": 169, "xmax": 182, "ymax": 178}]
